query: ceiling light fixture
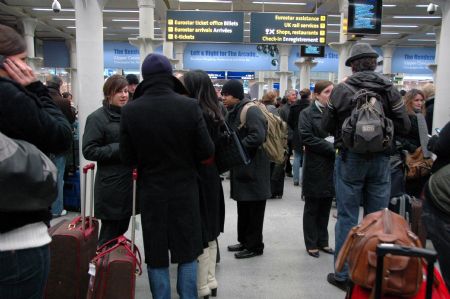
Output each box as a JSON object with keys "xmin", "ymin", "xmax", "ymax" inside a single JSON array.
[
  {"xmin": 382, "ymin": 24, "xmax": 418, "ymax": 28},
  {"xmin": 112, "ymin": 19, "xmax": 139, "ymax": 22},
  {"xmin": 426, "ymin": 32, "xmax": 436, "ymax": 35},
  {"xmin": 408, "ymin": 39, "xmax": 436, "ymax": 42},
  {"xmin": 393, "ymin": 16, "xmax": 441, "ymax": 19},
  {"xmin": 416, "ymin": 4, "xmax": 439, "ymax": 8},
  {"xmin": 252, "ymin": 1, "xmax": 307, "ymax": 5},
  {"xmin": 67, "ymin": 26, "xmax": 107, "ymax": 29},
  {"xmin": 381, "ymin": 32, "xmax": 400, "ymax": 35},
  {"xmin": 328, "ymin": 14, "xmax": 341, "ymax": 17},
  {"xmin": 33, "ymin": 7, "xmax": 75, "ymax": 12},
  {"xmin": 383, "ymin": 4, "xmax": 396, "ymax": 7},
  {"xmin": 103, "ymin": 9, "xmax": 139, "ymax": 13},
  {"xmin": 121, "ymin": 27, "xmax": 140, "ymax": 30},
  {"xmin": 361, "ymin": 38, "xmax": 377, "ymax": 40},
  {"xmin": 327, "ymin": 24, "xmax": 340, "ymax": 26},
  {"xmin": 178, "ymin": 0, "xmax": 232, "ymax": 3},
  {"xmin": 52, "ymin": 18, "xmax": 76, "ymax": 21}
]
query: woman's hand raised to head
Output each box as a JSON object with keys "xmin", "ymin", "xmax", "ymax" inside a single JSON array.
[{"xmin": 3, "ymin": 56, "xmax": 37, "ymax": 86}]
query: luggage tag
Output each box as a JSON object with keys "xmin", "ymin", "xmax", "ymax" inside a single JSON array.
[{"xmin": 88, "ymin": 262, "xmax": 96, "ymax": 276}]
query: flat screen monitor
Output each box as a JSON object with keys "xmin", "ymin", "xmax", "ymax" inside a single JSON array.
[
  {"xmin": 348, "ymin": 0, "xmax": 382, "ymax": 35},
  {"xmin": 300, "ymin": 45, "xmax": 325, "ymax": 58}
]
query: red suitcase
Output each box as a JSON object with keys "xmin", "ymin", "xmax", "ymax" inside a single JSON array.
[
  {"xmin": 86, "ymin": 169, "xmax": 142, "ymax": 299},
  {"xmin": 45, "ymin": 163, "xmax": 99, "ymax": 299}
]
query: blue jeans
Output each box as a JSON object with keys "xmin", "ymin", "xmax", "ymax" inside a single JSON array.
[
  {"xmin": 0, "ymin": 245, "xmax": 50, "ymax": 299},
  {"xmin": 292, "ymin": 150, "xmax": 302, "ymax": 184},
  {"xmin": 51, "ymin": 154, "xmax": 66, "ymax": 215},
  {"xmin": 333, "ymin": 152, "xmax": 390, "ymax": 281},
  {"xmin": 148, "ymin": 260, "xmax": 197, "ymax": 299}
]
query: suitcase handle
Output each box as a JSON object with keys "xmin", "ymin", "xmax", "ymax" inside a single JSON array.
[
  {"xmin": 93, "ymin": 235, "xmax": 142, "ymax": 275},
  {"xmin": 82, "ymin": 163, "xmax": 96, "ymax": 232},
  {"xmin": 131, "ymin": 169, "xmax": 137, "ymax": 251},
  {"xmin": 375, "ymin": 244, "xmax": 437, "ymax": 299}
]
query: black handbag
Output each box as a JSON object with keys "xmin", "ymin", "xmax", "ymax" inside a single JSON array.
[
  {"xmin": 215, "ymin": 121, "xmax": 250, "ymax": 174},
  {"xmin": 0, "ymin": 131, "xmax": 57, "ymax": 212}
]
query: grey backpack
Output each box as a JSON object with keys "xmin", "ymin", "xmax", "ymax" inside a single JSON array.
[{"xmin": 341, "ymin": 83, "xmax": 394, "ymax": 153}]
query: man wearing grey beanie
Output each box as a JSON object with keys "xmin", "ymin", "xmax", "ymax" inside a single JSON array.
[{"xmin": 321, "ymin": 43, "xmax": 411, "ymax": 291}]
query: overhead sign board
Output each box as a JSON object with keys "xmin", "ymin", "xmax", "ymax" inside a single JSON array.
[
  {"xmin": 227, "ymin": 71, "xmax": 255, "ymax": 80},
  {"xmin": 250, "ymin": 12, "xmax": 327, "ymax": 45},
  {"xmin": 207, "ymin": 71, "xmax": 226, "ymax": 79},
  {"xmin": 300, "ymin": 45, "xmax": 325, "ymax": 57},
  {"xmin": 166, "ymin": 10, "xmax": 244, "ymax": 43}
]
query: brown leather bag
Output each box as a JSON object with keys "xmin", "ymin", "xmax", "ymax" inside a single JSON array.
[
  {"xmin": 336, "ymin": 209, "xmax": 423, "ymax": 297},
  {"xmin": 405, "ymin": 147, "xmax": 433, "ymax": 180}
]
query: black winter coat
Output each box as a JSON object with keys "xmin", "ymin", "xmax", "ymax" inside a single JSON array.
[
  {"xmin": 299, "ymin": 102, "xmax": 335, "ymax": 198},
  {"xmin": 425, "ymin": 98, "xmax": 434, "ymax": 134},
  {"xmin": 322, "ymin": 71, "xmax": 411, "ymax": 150},
  {"xmin": 198, "ymin": 111, "xmax": 225, "ymax": 243},
  {"xmin": 0, "ymin": 78, "xmax": 72, "ymax": 232},
  {"xmin": 227, "ymin": 100, "xmax": 271, "ymax": 201},
  {"xmin": 288, "ymin": 99, "xmax": 310, "ymax": 151},
  {"xmin": 396, "ymin": 114, "xmax": 420, "ymax": 154},
  {"xmin": 120, "ymin": 76, "xmax": 215, "ymax": 268},
  {"xmin": 82, "ymin": 104, "xmax": 133, "ymax": 220},
  {"xmin": 429, "ymin": 121, "xmax": 450, "ymax": 173}
]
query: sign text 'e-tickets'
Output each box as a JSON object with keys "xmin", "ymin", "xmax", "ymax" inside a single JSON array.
[
  {"xmin": 166, "ymin": 10, "xmax": 244, "ymax": 43},
  {"xmin": 250, "ymin": 12, "xmax": 327, "ymax": 45}
]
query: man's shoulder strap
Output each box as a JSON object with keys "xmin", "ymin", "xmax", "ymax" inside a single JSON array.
[{"xmin": 238, "ymin": 101, "xmax": 257, "ymax": 129}]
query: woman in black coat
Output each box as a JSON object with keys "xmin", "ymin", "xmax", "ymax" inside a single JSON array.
[
  {"xmin": 299, "ymin": 80, "xmax": 335, "ymax": 258},
  {"xmin": 397, "ymin": 89, "xmax": 429, "ymax": 197},
  {"xmin": 183, "ymin": 70, "xmax": 225, "ymax": 299},
  {"xmin": 82, "ymin": 75, "xmax": 133, "ymax": 246}
]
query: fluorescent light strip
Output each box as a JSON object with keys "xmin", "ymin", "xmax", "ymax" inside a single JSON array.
[
  {"xmin": 33, "ymin": 8, "xmax": 139, "ymax": 13},
  {"xmin": 327, "ymin": 24, "xmax": 340, "ymax": 26},
  {"xmin": 112, "ymin": 19, "xmax": 139, "ymax": 22},
  {"xmin": 381, "ymin": 32, "xmax": 400, "ymax": 35},
  {"xmin": 67, "ymin": 26, "xmax": 107, "ymax": 29},
  {"xmin": 416, "ymin": 5, "xmax": 438, "ymax": 8},
  {"xmin": 393, "ymin": 16, "xmax": 441, "ymax": 19},
  {"xmin": 253, "ymin": 1, "xmax": 307, "ymax": 5},
  {"xmin": 122, "ymin": 27, "xmax": 139, "ymax": 30},
  {"xmin": 33, "ymin": 8, "xmax": 75, "ymax": 12},
  {"xmin": 382, "ymin": 24, "xmax": 418, "ymax": 28},
  {"xmin": 52, "ymin": 18, "xmax": 76, "ymax": 21},
  {"xmin": 361, "ymin": 38, "xmax": 377, "ymax": 40},
  {"xmin": 179, "ymin": 0, "xmax": 232, "ymax": 3},
  {"xmin": 383, "ymin": 4, "xmax": 396, "ymax": 7},
  {"xmin": 328, "ymin": 14, "xmax": 341, "ymax": 17},
  {"xmin": 327, "ymin": 31, "xmax": 340, "ymax": 34},
  {"xmin": 408, "ymin": 39, "xmax": 436, "ymax": 42},
  {"xmin": 426, "ymin": 32, "xmax": 436, "ymax": 35}
]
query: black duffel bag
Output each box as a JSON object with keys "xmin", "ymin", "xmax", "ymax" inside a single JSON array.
[{"xmin": 215, "ymin": 121, "xmax": 250, "ymax": 174}]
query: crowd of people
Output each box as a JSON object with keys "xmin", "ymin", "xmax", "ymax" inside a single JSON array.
[{"xmin": 1, "ymin": 22, "xmax": 449, "ymax": 299}]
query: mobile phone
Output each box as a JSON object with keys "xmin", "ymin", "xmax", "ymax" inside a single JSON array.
[
  {"xmin": 435, "ymin": 128, "xmax": 441, "ymax": 134},
  {"xmin": 0, "ymin": 55, "xmax": 5, "ymax": 68}
]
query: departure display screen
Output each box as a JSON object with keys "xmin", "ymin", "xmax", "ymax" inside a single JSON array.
[
  {"xmin": 300, "ymin": 45, "xmax": 325, "ymax": 57},
  {"xmin": 348, "ymin": 0, "xmax": 382, "ymax": 35},
  {"xmin": 250, "ymin": 12, "xmax": 327, "ymax": 45},
  {"xmin": 166, "ymin": 10, "xmax": 244, "ymax": 43}
]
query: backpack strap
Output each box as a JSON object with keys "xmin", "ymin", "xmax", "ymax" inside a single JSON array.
[
  {"xmin": 238, "ymin": 102, "xmax": 257, "ymax": 129},
  {"xmin": 342, "ymin": 82, "xmax": 358, "ymax": 95}
]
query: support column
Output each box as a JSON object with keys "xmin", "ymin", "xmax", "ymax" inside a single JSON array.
[
  {"xmin": 290, "ymin": 75, "xmax": 297, "ymax": 89},
  {"xmin": 21, "ymin": 18, "xmax": 42, "ymax": 70},
  {"xmin": 275, "ymin": 45, "xmax": 293, "ymax": 96},
  {"xmin": 129, "ymin": 0, "xmax": 161, "ymax": 65},
  {"xmin": 255, "ymin": 71, "xmax": 265, "ymax": 99},
  {"xmin": 266, "ymin": 71, "xmax": 274, "ymax": 92},
  {"xmin": 329, "ymin": 42, "xmax": 353, "ymax": 83},
  {"xmin": 66, "ymin": 39, "xmax": 78, "ymax": 107},
  {"xmin": 428, "ymin": 26, "xmax": 440, "ymax": 82},
  {"xmin": 72, "ymin": 0, "xmax": 108, "ymax": 212},
  {"xmin": 163, "ymin": 35, "xmax": 178, "ymax": 66},
  {"xmin": 382, "ymin": 45, "xmax": 395, "ymax": 75},
  {"xmin": 174, "ymin": 43, "xmax": 186, "ymax": 72},
  {"xmin": 295, "ymin": 56, "xmax": 317, "ymax": 90},
  {"xmin": 433, "ymin": 1, "xmax": 450, "ymax": 130}
]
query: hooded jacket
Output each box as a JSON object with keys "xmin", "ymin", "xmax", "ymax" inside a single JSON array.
[{"xmin": 322, "ymin": 71, "xmax": 411, "ymax": 150}]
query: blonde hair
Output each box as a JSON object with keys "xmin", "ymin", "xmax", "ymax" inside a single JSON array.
[
  {"xmin": 404, "ymin": 89, "xmax": 426, "ymax": 115},
  {"xmin": 262, "ymin": 90, "xmax": 277, "ymax": 105},
  {"xmin": 421, "ymin": 83, "xmax": 435, "ymax": 100}
]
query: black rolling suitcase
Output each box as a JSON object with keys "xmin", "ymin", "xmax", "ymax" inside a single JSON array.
[{"xmin": 374, "ymin": 244, "xmax": 437, "ymax": 299}]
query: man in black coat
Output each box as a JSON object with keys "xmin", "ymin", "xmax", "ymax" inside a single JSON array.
[
  {"xmin": 222, "ymin": 80, "xmax": 271, "ymax": 259},
  {"xmin": 279, "ymin": 89, "xmax": 298, "ymax": 177},
  {"xmin": 321, "ymin": 43, "xmax": 411, "ymax": 291},
  {"xmin": 288, "ymin": 89, "xmax": 311, "ymax": 186},
  {"xmin": 120, "ymin": 53, "xmax": 215, "ymax": 299},
  {"xmin": 45, "ymin": 75, "xmax": 76, "ymax": 217}
]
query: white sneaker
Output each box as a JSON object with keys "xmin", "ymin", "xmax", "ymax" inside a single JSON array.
[{"xmin": 60, "ymin": 209, "xmax": 68, "ymax": 216}]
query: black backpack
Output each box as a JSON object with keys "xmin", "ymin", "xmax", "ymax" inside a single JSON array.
[{"xmin": 341, "ymin": 83, "xmax": 394, "ymax": 153}]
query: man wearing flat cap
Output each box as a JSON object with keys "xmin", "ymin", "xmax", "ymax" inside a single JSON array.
[
  {"xmin": 120, "ymin": 53, "xmax": 214, "ymax": 299},
  {"xmin": 321, "ymin": 43, "xmax": 411, "ymax": 290}
]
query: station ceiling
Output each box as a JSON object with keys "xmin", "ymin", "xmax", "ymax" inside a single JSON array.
[{"xmin": 0, "ymin": 0, "xmax": 441, "ymax": 48}]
